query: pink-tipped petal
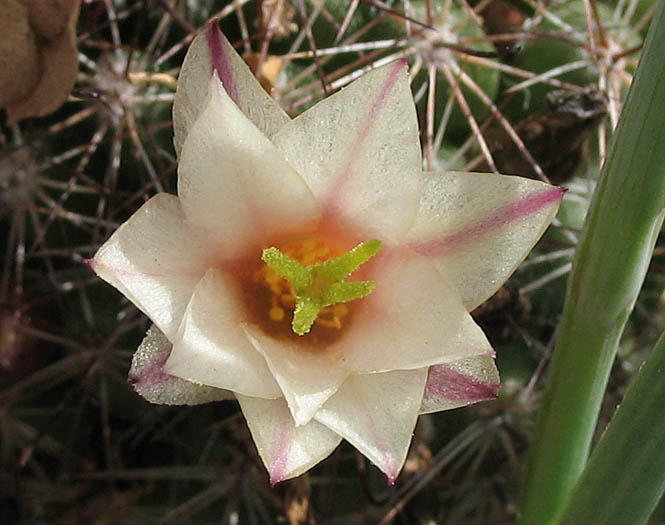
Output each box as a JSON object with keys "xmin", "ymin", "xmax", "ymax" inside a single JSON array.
[
  {"xmin": 129, "ymin": 325, "xmax": 232, "ymax": 405},
  {"xmin": 315, "ymin": 368, "xmax": 427, "ymax": 482},
  {"xmin": 92, "ymin": 193, "xmax": 216, "ymax": 340},
  {"xmin": 177, "ymin": 74, "xmax": 320, "ymax": 257},
  {"xmin": 173, "ymin": 22, "xmax": 288, "ymax": 156},
  {"xmin": 420, "ymin": 354, "xmax": 500, "ymax": 414},
  {"xmin": 272, "ymin": 61, "xmax": 422, "ymax": 241},
  {"xmin": 407, "ymin": 172, "xmax": 564, "ymax": 310},
  {"xmin": 243, "ymin": 325, "xmax": 349, "ymax": 426},
  {"xmin": 237, "ymin": 394, "xmax": 342, "ymax": 484},
  {"xmin": 331, "ymin": 250, "xmax": 494, "ymax": 373},
  {"xmin": 164, "ymin": 269, "xmax": 281, "ymax": 399}
]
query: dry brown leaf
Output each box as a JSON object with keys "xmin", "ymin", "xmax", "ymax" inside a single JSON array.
[
  {"xmin": 0, "ymin": 0, "xmax": 41, "ymax": 110},
  {"xmin": 0, "ymin": 0, "xmax": 80, "ymax": 122},
  {"xmin": 243, "ymin": 52, "xmax": 284, "ymax": 93},
  {"xmin": 261, "ymin": 0, "xmax": 298, "ymax": 40}
]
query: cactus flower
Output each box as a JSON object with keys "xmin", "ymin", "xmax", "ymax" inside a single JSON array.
[{"xmin": 90, "ymin": 23, "xmax": 563, "ymax": 484}]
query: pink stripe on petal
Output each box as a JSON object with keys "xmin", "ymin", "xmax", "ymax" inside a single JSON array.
[
  {"xmin": 269, "ymin": 404, "xmax": 293, "ymax": 486},
  {"xmin": 377, "ymin": 433, "xmax": 398, "ymax": 485},
  {"xmin": 354, "ymin": 395, "xmax": 399, "ymax": 484},
  {"xmin": 415, "ymin": 187, "xmax": 565, "ymax": 257},
  {"xmin": 130, "ymin": 340, "xmax": 173, "ymax": 389},
  {"xmin": 386, "ymin": 471, "xmax": 399, "ymax": 486},
  {"xmin": 132, "ymin": 361, "xmax": 176, "ymax": 389},
  {"xmin": 360, "ymin": 60, "xmax": 407, "ymax": 137},
  {"xmin": 425, "ymin": 365, "xmax": 500, "ymax": 402},
  {"xmin": 206, "ymin": 22, "xmax": 239, "ymax": 103},
  {"xmin": 326, "ymin": 60, "xmax": 408, "ymax": 207}
]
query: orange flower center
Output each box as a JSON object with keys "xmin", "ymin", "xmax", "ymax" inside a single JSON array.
[{"xmin": 253, "ymin": 236, "xmax": 351, "ymax": 336}]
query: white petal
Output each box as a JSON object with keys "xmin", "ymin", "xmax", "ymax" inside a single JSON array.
[
  {"xmin": 129, "ymin": 325, "xmax": 232, "ymax": 405},
  {"xmin": 331, "ymin": 250, "xmax": 494, "ymax": 373},
  {"xmin": 406, "ymin": 172, "xmax": 564, "ymax": 310},
  {"xmin": 420, "ymin": 354, "xmax": 500, "ymax": 414},
  {"xmin": 173, "ymin": 22, "xmax": 289, "ymax": 156},
  {"xmin": 272, "ymin": 61, "xmax": 422, "ymax": 241},
  {"xmin": 315, "ymin": 368, "xmax": 427, "ymax": 482},
  {"xmin": 237, "ymin": 394, "xmax": 342, "ymax": 485},
  {"xmin": 178, "ymin": 74, "xmax": 320, "ymax": 257},
  {"xmin": 165, "ymin": 269, "xmax": 282, "ymax": 399},
  {"xmin": 91, "ymin": 193, "xmax": 215, "ymax": 340},
  {"xmin": 243, "ymin": 325, "xmax": 349, "ymax": 426}
]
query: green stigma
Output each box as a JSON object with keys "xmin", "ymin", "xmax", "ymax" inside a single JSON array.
[{"xmin": 261, "ymin": 240, "xmax": 382, "ymax": 335}]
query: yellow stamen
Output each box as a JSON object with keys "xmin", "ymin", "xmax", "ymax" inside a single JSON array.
[
  {"xmin": 315, "ymin": 316, "xmax": 342, "ymax": 329},
  {"xmin": 333, "ymin": 304, "xmax": 348, "ymax": 318},
  {"xmin": 269, "ymin": 306, "xmax": 285, "ymax": 322}
]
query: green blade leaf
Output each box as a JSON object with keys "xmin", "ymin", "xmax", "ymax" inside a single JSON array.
[
  {"xmin": 554, "ymin": 326, "xmax": 665, "ymax": 524},
  {"xmin": 518, "ymin": 3, "xmax": 665, "ymax": 523}
]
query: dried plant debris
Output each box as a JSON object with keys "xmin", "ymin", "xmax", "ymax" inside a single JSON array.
[
  {"xmin": 483, "ymin": 89, "xmax": 608, "ymax": 182},
  {"xmin": 0, "ymin": 0, "xmax": 81, "ymax": 122}
]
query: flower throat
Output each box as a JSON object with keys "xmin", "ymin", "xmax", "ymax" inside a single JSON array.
[{"xmin": 253, "ymin": 236, "xmax": 381, "ymax": 339}]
